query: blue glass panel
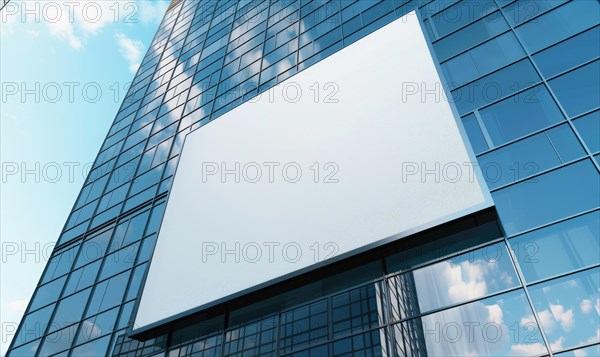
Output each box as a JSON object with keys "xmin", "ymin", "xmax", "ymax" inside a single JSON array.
[
  {"xmin": 510, "ymin": 211, "xmax": 600, "ymax": 282},
  {"xmin": 478, "ymin": 132, "xmax": 561, "ymax": 189},
  {"xmin": 479, "ymin": 84, "xmax": 563, "ymax": 145},
  {"xmin": 48, "ymin": 288, "xmax": 92, "ymax": 333},
  {"xmin": 404, "ymin": 290, "xmax": 547, "ymax": 356},
  {"xmin": 452, "ymin": 59, "xmax": 541, "ymax": 115},
  {"xmin": 71, "ymin": 335, "xmax": 111, "ymax": 357},
  {"xmin": 13, "ymin": 304, "xmax": 55, "ymax": 347},
  {"xmin": 493, "ymin": 160, "xmax": 600, "ymax": 236},
  {"xmin": 533, "ymin": 26, "xmax": 600, "ymax": 78},
  {"xmin": 430, "ymin": 0, "xmax": 498, "ymax": 38},
  {"xmin": 442, "ymin": 32, "xmax": 525, "ymax": 85},
  {"xmin": 86, "ymin": 271, "xmax": 131, "ymax": 317},
  {"xmin": 462, "ymin": 114, "xmax": 489, "ymax": 154},
  {"xmin": 434, "ymin": 11, "xmax": 509, "ymax": 62},
  {"xmin": 503, "ymin": 0, "xmax": 568, "ymax": 26},
  {"xmin": 64, "ymin": 260, "xmax": 101, "ymax": 296},
  {"xmin": 29, "ymin": 276, "xmax": 67, "ymax": 312},
  {"xmin": 125, "ymin": 263, "xmax": 147, "ymax": 302},
  {"xmin": 393, "ymin": 242, "xmax": 519, "ymax": 318},
  {"xmin": 38, "ymin": 324, "xmax": 79, "ymax": 357},
  {"xmin": 7, "ymin": 340, "xmax": 40, "ymax": 357},
  {"xmin": 546, "ymin": 124, "xmax": 586, "ymax": 162},
  {"xmin": 573, "ymin": 110, "xmax": 600, "ymax": 153},
  {"xmin": 74, "ymin": 229, "xmax": 112, "ymax": 269},
  {"xmin": 516, "ymin": 0, "xmax": 600, "ymax": 53},
  {"xmin": 549, "ymin": 60, "xmax": 600, "ymax": 117},
  {"xmin": 76, "ymin": 307, "xmax": 119, "ymax": 345},
  {"xmin": 529, "ymin": 269, "xmax": 600, "ymax": 352},
  {"xmin": 98, "ymin": 243, "xmax": 139, "ymax": 281},
  {"xmin": 41, "ymin": 246, "xmax": 79, "ymax": 284}
]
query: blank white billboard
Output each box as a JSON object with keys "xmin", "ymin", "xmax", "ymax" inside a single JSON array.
[{"xmin": 134, "ymin": 11, "xmax": 492, "ymax": 332}]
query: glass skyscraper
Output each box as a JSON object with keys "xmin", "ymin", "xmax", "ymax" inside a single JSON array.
[{"xmin": 7, "ymin": 0, "xmax": 599, "ymax": 356}]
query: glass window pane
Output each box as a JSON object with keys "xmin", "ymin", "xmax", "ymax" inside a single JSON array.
[
  {"xmin": 393, "ymin": 290, "xmax": 548, "ymax": 356},
  {"xmin": 549, "ymin": 60, "xmax": 600, "ymax": 117},
  {"xmin": 452, "ymin": 59, "xmax": 541, "ymax": 115},
  {"xmin": 510, "ymin": 211, "xmax": 600, "ymax": 282},
  {"xmin": 13, "ymin": 304, "xmax": 55, "ymax": 347},
  {"xmin": 462, "ymin": 114, "xmax": 489, "ymax": 154},
  {"xmin": 469, "ymin": 31, "xmax": 525, "ymax": 76},
  {"xmin": 86, "ymin": 270, "xmax": 131, "ymax": 317},
  {"xmin": 573, "ymin": 110, "xmax": 600, "ymax": 154},
  {"xmin": 332, "ymin": 284, "xmax": 381, "ymax": 338},
  {"xmin": 515, "ymin": 1, "xmax": 600, "ymax": 53},
  {"xmin": 479, "ymin": 84, "xmax": 564, "ymax": 146},
  {"xmin": 434, "ymin": 11, "xmax": 509, "ymax": 62},
  {"xmin": 38, "ymin": 324, "xmax": 79, "ymax": 357},
  {"xmin": 71, "ymin": 335, "xmax": 111, "ymax": 357},
  {"xmin": 546, "ymin": 124, "xmax": 586, "ymax": 162},
  {"xmin": 7, "ymin": 339, "xmax": 40, "ymax": 357},
  {"xmin": 42, "ymin": 246, "xmax": 79, "ymax": 284},
  {"xmin": 125, "ymin": 263, "xmax": 148, "ymax": 301},
  {"xmin": 74, "ymin": 229, "xmax": 112, "ymax": 269},
  {"xmin": 478, "ymin": 132, "xmax": 561, "ymax": 189},
  {"xmin": 533, "ymin": 26, "xmax": 600, "ymax": 78},
  {"xmin": 64, "ymin": 260, "xmax": 102, "ymax": 296},
  {"xmin": 529, "ymin": 269, "xmax": 600, "ymax": 352},
  {"xmin": 98, "ymin": 242, "xmax": 139, "ymax": 280},
  {"xmin": 76, "ymin": 307, "xmax": 119, "ymax": 345},
  {"xmin": 503, "ymin": 0, "xmax": 567, "ymax": 26},
  {"xmin": 493, "ymin": 160, "xmax": 600, "ymax": 236},
  {"xmin": 29, "ymin": 276, "xmax": 67, "ymax": 311},
  {"xmin": 431, "ymin": 0, "xmax": 498, "ymax": 38},
  {"xmin": 390, "ymin": 242, "xmax": 519, "ymax": 319},
  {"xmin": 48, "ymin": 288, "xmax": 92, "ymax": 333},
  {"xmin": 442, "ymin": 32, "xmax": 525, "ymax": 86}
]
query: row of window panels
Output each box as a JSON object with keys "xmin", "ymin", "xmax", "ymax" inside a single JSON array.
[
  {"xmin": 12, "ymin": 203, "xmax": 167, "ymax": 349},
  {"xmin": 109, "ymin": 0, "xmax": 600, "ymax": 171},
  {"xmin": 88, "ymin": 0, "xmax": 418, "ymax": 186},
  {"xmin": 450, "ymin": 56, "xmax": 599, "ymax": 121},
  {"xmin": 425, "ymin": 0, "xmax": 572, "ymax": 43},
  {"xmin": 131, "ymin": 0, "xmax": 422, "ymax": 131},
  {"xmin": 113, "ymin": 0, "xmax": 410, "ymax": 132},
  {"xmin": 431, "ymin": 0, "xmax": 598, "ymax": 64},
  {"xmin": 99, "ymin": 0, "xmax": 422, "ymax": 163},
  {"xmin": 443, "ymin": 23, "xmax": 599, "ymax": 105},
  {"xmin": 64, "ymin": 128, "xmax": 182, "ymax": 233},
  {"xmin": 67, "ymin": 135, "xmax": 180, "ymax": 233},
  {"xmin": 144, "ymin": 268, "xmax": 599, "ymax": 357},
  {"xmin": 58, "ymin": 167, "xmax": 173, "ymax": 246},
  {"xmin": 110, "ymin": 215, "xmax": 597, "ymax": 357},
  {"xmin": 59, "ymin": 3, "xmax": 596, "ymax": 248}
]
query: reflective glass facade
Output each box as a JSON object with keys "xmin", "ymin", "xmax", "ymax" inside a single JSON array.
[{"xmin": 7, "ymin": 0, "xmax": 600, "ymax": 356}]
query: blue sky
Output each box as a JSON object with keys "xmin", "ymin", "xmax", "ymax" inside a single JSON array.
[{"xmin": 0, "ymin": 1, "xmax": 169, "ymax": 354}]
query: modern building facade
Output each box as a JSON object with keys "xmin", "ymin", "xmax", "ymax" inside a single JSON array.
[{"xmin": 7, "ymin": 0, "xmax": 600, "ymax": 356}]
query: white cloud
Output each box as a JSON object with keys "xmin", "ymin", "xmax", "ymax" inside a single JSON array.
[
  {"xmin": 7, "ymin": 299, "xmax": 28, "ymax": 313},
  {"xmin": 550, "ymin": 304, "xmax": 574, "ymax": 331},
  {"xmin": 115, "ymin": 32, "xmax": 144, "ymax": 73},
  {"xmin": 549, "ymin": 336, "xmax": 565, "ymax": 351},
  {"xmin": 41, "ymin": 0, "xmax": 166, "ymax": 49},
  {"xmin": 486, "ymin": 304, "xmax": 504, "ymax": 325},
  {"xmin": 510, "ymin": 342, "xmax": 547, "ymax": 356},
  {"xmin": 581, "ymin": 298, "xmax": 593, "ymax": 314},
  {"xmin": 47, "ymin": 14, "xmax": 83, "ymax": 49},
  {"xmin": 521, "ymin": 310, "xmax": 555, "ymax": 333},
  {"xmin": 582, "ymin": 328, "xmax": 600, "ymax": 345}
]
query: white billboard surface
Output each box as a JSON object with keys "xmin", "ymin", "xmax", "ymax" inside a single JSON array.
[{"xmin": 134, "ymin": 12, "xmax": 491, "ymax": 331}]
